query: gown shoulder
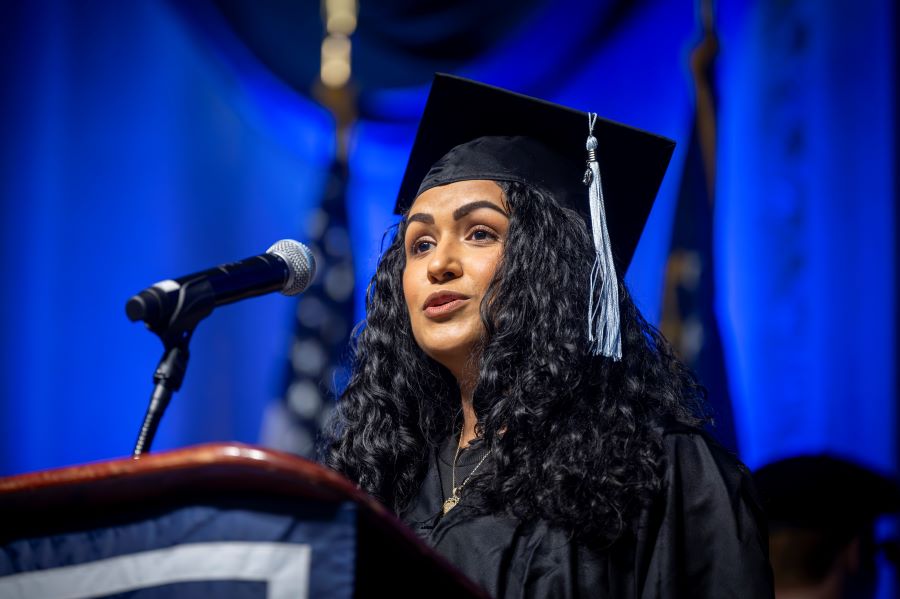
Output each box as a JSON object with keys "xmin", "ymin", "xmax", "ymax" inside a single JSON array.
[{"xmin": 639, "ymin": 425, "xmax": 774, "ymax": 598}]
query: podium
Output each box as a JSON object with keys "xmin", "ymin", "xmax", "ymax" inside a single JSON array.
[{"xmin": 0, "ymin": 444, "xmax": 488, "ymax": 598}]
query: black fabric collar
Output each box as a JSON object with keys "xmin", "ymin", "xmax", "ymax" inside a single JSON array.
[{"xmin": 437, "ymin": 434, "xmax": 487, "ymax": 467}]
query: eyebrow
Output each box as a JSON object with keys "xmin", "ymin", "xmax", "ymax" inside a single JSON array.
[
  {"xmin": 407, "ymin": 212, "xmax": 434, "ymax": 225},
  {"xmin": 407, "ymin": 200, "xmax": 509, "ymax": 226},
  {"xmin": 453, "ymin": 200, "xmax": 509, "ymax": 220}
]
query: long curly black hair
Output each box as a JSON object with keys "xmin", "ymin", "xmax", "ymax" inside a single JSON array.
[{"xmin": 325, "ymin": 181, "xmax": 707, "ymax": 546}]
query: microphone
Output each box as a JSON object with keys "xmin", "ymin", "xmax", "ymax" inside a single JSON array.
[{"xmin": 126, "ymin": 239, "xmax": 316, "ymax": 330}]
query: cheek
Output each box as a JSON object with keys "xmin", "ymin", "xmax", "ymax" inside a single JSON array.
[
  {"xmin": 401, "ymin": 263, "xmax": 417, "ymax": 311},
  {"xmin": 401, "ymin": 263, "xmax": 424, "ymax": 343},
  {"xmin": 472, "ymin": 247, "xmax": 504, "ymax": 289}
]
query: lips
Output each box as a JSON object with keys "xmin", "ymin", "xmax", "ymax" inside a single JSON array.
[{"xmin": 423, "ymin": 291, "xmax": 469, "ymax": 317}]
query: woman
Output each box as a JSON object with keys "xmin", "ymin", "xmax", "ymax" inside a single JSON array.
[{"xmin": 326, "ymin": 75, "xmax": 773, "ymax": 597}]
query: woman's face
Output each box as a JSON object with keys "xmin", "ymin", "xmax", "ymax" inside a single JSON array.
[{"xmin": 402, "ymin": 179, "xmax": 509, "ymax": 380}]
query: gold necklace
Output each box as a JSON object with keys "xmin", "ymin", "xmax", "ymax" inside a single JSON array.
[{"xmin": 442, "ymin": 442, "xmax": 489, "ymax": 515}]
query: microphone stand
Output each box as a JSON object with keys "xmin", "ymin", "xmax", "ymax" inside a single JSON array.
[
  {"xmin": 131, "ymin": 278, "xmax": 215, "ymax": 458},
  {"xmin": 132, "ymin": 329, "xmax": 194, "ymax": 458}
]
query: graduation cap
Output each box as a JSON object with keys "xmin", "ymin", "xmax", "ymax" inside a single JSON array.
[
  {"xmin": 394, "ymin": 74, "xmax": 676, "ymax": 359},
  {"xmin": 755, "ymin": 456, "xmax": 900, "ymax": 586},
  {"xmin": 754, "ymin": 455, "xmax": 900, "ymax": 531}
]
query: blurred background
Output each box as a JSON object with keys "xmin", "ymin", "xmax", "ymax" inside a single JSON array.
[{"xmin": 0, "ymin": 0, "xmax": 895, "ymax": 591}]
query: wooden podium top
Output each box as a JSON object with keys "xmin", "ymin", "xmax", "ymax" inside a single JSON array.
[
  {"xmin": 0, "ymin": 443, "xmax": 490, "ymax": 598},
  {"xmin": 0, "ymin": 443, "xmax": 401, "ymax": 540},
  {"xmin": 0, "ymin": 442, "xmax": 384, "ymax": 514}
]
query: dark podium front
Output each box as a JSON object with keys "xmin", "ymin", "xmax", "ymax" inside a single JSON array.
[{"xmin": 0, "ymin": 444, "xmax": 488, "ymax": 599}]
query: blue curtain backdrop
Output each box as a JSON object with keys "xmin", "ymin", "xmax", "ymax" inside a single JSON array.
[
  {"xmin": 0, "ymin": 0, "xmax": 895, "ymax": 499},
  {"xmin": 716, "ymin": 0, "xmax": 895, "ymax": 473},
  {"xmin": 0, "ymin": 2, "xmax": 335, "ymax": 472}
]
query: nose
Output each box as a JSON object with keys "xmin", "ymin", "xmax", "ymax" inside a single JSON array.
[{"xmin": 427, "ymin": 239, "xmax": 462, "ymax": 283}]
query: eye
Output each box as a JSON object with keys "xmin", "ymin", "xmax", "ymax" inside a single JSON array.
[
  {"xmin": 410, "ymin": 238, "xmax": 434, "ymax": 255},
  {"xmin": 468, "ymin": 226, "xmax": 499, "ymax": 243}
]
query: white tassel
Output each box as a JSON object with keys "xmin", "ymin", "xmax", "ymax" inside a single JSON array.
[{"xmin": 584, "ymin": 113, "xmax": 621, "ymax": 359}]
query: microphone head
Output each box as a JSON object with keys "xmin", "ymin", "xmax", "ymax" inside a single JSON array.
[{"xmin": 267, "ymin": 239, "xmax": 316, "ymax": 296}]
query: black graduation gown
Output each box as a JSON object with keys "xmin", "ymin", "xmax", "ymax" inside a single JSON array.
[{"xmin": 401, "ymin": 427, "xmax": 774, "ymax": 598}]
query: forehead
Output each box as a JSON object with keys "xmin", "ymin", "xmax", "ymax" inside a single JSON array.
[{"xmin": 407, "ymin": 179, "xmax": 505, "ymax": 215}]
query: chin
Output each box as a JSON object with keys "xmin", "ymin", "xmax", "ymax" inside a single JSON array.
[{"xmin": 415, "ymin": 329, "xmax": 483, "ymax": 376}]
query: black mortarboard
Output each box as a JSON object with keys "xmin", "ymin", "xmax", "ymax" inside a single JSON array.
[
  {"xmin": 394, "ymin": 74, "xmax": 675, "ymax": 358},
  {"xmin": 394, "ymin": 74, "xmax": 675, "ymax": 273},
  {"xmin": 753, "ymin": 455, "xmax": 900, "ymax": 531}
]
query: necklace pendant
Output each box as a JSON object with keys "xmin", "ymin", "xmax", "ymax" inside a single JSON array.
[{"xmin": 442, "ymin": 494, "xmax": 460, "ymax": 514}]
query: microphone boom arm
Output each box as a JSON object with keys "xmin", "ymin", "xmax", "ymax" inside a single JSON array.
[{"xmin": 127, "ymin": 240, "xmax": 315, "ymax": 457}]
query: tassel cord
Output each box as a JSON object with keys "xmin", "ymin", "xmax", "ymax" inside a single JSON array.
[{"xmin": 585, "ymin": 113, "xmax": 622, "ymax": 360}]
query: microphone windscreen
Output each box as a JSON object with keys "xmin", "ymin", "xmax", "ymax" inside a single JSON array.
[{"xmin": 267, "ymin": 239, "xmax": 316, "ymax": 296}]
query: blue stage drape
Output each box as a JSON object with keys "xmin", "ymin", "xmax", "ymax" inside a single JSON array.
[
  {"xmin": 716, "ymin": 0, "xmax": 895, "ymax": 472},
  {"xmin": 0, "ymin": 2, "xmax": 335, "ymax": 472}
]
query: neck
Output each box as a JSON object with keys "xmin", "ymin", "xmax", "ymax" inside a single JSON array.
[{"xmin": 458, "ymin": 382, "xmax": 478, "ymax": 448}]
